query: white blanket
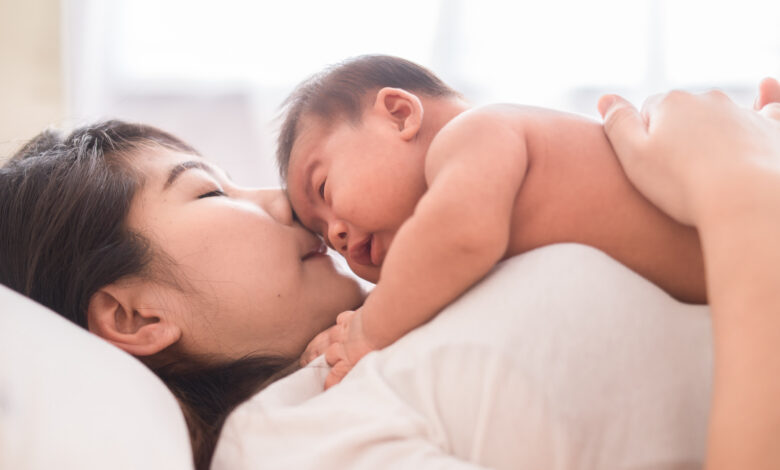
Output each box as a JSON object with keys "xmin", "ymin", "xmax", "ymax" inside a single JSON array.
[{"xmin": 213, "ymin": 244, "xmax": 712, "ymax": 469}]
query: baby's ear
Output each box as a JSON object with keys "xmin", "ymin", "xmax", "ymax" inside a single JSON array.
[
  {"xmin": 87, "ymin": 282, "xmax": 181, "ymax": 357},
  {"xmin": 375, "ymin": 87, "xmax": 423, "ymax": 140}
]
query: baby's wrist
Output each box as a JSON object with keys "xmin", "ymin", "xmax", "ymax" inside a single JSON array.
[{"xmin": 358, "ymin": 304, "xmax": 395, "ymax": 349}]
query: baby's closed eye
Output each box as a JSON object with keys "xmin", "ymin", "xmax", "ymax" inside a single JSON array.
[{"xmin": 318, "ymin": 179, "xmax": 327, "ymax": 200}]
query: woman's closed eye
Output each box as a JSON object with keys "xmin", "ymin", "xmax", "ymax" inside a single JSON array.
[{"xmin": 198, "ymin": 189, "xmax": 226, "ymax": 199}]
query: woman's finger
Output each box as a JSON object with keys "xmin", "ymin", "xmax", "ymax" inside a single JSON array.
[
  {"xmin": 598, "ymin": 94, "xmax": 649, "ymax": 164},
  {"xmin": 638, "ymin": 92, "xmax": 667, "ymax": 128},
  {"xmin": 759, "ymin": 102, "xmax": 780, "ymax": 122},
  {"xmin": 755, "ymin": 77, "xmax": 780, "ymax": 110}
]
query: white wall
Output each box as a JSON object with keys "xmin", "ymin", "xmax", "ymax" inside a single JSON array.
[
  {"xmin": 0, "ymin": 0, "xmax": 64, "ymax": 161},
  {"xmin": 54, "ymin": 0, "xmax": 780, "ymax": 186}
]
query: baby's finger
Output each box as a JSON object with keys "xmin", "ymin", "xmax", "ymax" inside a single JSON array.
[
  {"xmin": 300, "ymin": 329, "xmax": 332, "ymax": 366},
  {"xmin": 300, "ymin": 347, "xmax": 318, "ymax": 367},
  {"xmin": 324, "ymin": 361, "xmax": 351, "ymax": 390},
  {"xmin": 324, "ymin": 342, "xmax": 347, "ymax": 367},
  {"xmin": 299, "ymin": 348, "xmax": 318, "ymax": 367},
  {"xmin": 336, "ymin": 310, "xmax": 355, "ymax": 326}
]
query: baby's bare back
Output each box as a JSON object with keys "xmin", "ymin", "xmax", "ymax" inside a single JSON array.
[{"xmin": 501, "ymin": 105, "xmax": 706, "ymax": 303}]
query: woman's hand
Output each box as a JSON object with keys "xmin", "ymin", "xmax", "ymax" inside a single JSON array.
[
  {"xmin": 756, "ymin": 76, "xmax": 780, "ymax": 111},
  {"xmin": 597, "ymin": 78, "xmax": 780, "ymax": 227}
]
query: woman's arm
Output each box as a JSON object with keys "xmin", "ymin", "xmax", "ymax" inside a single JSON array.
[{"xmin": 599, "ymin": 80, "xmax": 780, "ymax": 470}]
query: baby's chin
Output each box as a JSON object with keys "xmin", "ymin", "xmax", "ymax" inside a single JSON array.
[
  {"xmin": 328, "ymin": 252, "xmax": 376, "ymax": 294},
  {"xmin": 351, "ymin": 262, "xmax": 381, "ymax": 284}
]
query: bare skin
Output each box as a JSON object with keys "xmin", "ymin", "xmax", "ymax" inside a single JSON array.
[
  {"xmin": 600, "ymin": 78, "xmax": 780, "ymax": 470},
  {"xmin": 490, "ymin": 104, "xmax": 704, "ymax": 302},
  {"xmin": 288, "ymin": 89, "xmax": 705, "ymax": 387}
]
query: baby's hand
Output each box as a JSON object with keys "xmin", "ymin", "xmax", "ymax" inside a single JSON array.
[
  {"xmin": 323, "ymin": 309, "xmax": 377, "ymax": 389},
  {"xmin": 300, "ymin": 323, "xmax": 341, "ymax": 367}
]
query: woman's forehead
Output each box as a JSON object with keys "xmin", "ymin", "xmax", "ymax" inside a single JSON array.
[{"xmin": 133, "ymin": 148, "xmax": 213, "ymax": 187}]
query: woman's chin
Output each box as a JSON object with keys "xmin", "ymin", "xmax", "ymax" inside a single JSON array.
[{"xmin": 329, "ymin": 252, "xmax": 374, "ymax": 299}]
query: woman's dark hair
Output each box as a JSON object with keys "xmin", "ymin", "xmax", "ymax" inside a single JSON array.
[
  {"xmin": 0, "ymin": 120, "xmax": 295, "ymax": 469},
  {"xmin": 156, "ymin": 355, "xmax": 297, "ymax": 469}
]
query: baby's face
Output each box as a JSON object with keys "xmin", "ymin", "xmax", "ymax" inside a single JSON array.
[{"xmin": 286, "ymin": 114, "xmax": 427, "ymax": 282}]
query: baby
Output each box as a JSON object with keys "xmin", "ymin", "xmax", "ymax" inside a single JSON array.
[{"xmin": 277, "ymin": 55, "xmax": 705, "ymax": 387}]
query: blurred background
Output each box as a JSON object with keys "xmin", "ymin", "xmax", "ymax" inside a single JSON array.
[{"xmin": 2, "ymin": 0, "xmax": 779, "ymax": 186}]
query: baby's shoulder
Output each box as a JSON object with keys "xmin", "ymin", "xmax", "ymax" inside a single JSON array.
[
  {"xmin": 432, "ymin": 104, "xmax": 555, "ymax": 149},
  {"xmin": 428, "ymin": 105, "xmax": 527, "ymax": 162},
  {"xmin": 438, "ymin": 104, "xmax": 518, "ymax": 134}
]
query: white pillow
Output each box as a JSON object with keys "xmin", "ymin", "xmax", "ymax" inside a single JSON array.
[{"xmin": 0, "ymin": 285, "xmax": 193, "ymax": 470}]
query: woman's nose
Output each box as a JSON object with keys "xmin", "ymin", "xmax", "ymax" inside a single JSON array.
[{"xmin": 252, "ymin": 188, "xmax": 294, "ymax": 225}]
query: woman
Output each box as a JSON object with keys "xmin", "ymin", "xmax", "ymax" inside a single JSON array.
[
  {"xmin": 0, "ymin": 122, "xmax": 364, "ymax": 468},
  {"xmin": 0, "ymin": 119, "xmax": 715, "ymax": 470},
  {"xmin": 1, "ymin": 76, "xmax": 776, "ymax": 469}
]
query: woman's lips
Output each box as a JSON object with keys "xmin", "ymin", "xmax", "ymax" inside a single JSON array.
[{"xmin": 302, "ymin": 241, "xmax": 328, "ymax": 261}]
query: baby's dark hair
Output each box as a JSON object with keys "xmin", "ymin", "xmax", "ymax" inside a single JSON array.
[
  {"xmin": 0, "ymin": 121, "xmax": 295, "ymax": 469},
  {"xmin": 276, "ymin": 54, "xmax": 460, "ymax": 180}
]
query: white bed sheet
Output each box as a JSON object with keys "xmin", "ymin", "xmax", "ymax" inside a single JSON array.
[{"xmin": 213, "ymin": 244, "xmax": 712, "ymax": 470}]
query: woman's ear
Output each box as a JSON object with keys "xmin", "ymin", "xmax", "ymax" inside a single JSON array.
[
  {"xmin": 87, "ymin": 282, "xmax": 181, "ymax": 357},
  {"xmin": 374, "ymin": 87, "xmax": 423, "ymax": 141}
]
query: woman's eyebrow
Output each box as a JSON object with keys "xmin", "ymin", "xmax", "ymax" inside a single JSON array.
[{"xmin": 164, "ymin": 160, "xmax": 219, "ymax": 190}]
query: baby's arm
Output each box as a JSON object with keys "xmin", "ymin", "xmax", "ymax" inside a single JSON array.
[
  {"xmin": 363, "ymin": 107, "xmax": 527, "ymax": 343},
  {"xmin": 322, "ymin": 107, "xmax": 528, "ymax": 387}
]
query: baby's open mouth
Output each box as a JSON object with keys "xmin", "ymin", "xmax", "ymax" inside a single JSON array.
[{"xmin": 348, "ymin": 236, "xmax": 373, "ymax": 266}]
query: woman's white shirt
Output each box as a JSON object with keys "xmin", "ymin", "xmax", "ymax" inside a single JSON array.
[{"xmin": 212, "ymin": 244, "xmax": 712, "ymax": 470}]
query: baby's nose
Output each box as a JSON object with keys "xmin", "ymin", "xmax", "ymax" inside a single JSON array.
[{"xmin": 327, "ymin": 220, "xmax": 348, "ymax": 252}]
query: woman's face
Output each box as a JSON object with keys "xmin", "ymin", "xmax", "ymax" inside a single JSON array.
[{"xmin": 127, "ymin": 146, "xmax": 365, "ymax": 360}]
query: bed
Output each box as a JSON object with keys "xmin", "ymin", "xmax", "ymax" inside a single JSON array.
[{"xmin": 0, "ymin": 244, "xmax": 712, "ymax": 469}]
